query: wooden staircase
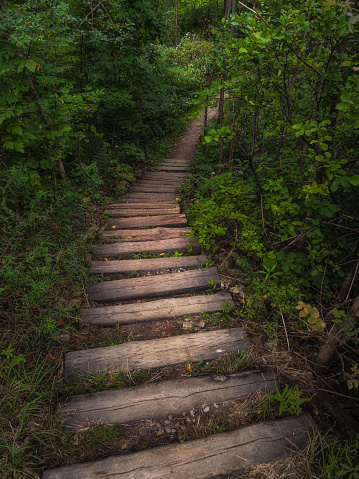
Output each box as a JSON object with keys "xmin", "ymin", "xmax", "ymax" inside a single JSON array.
[{"xmin": 44, "ymin": 117, "xmax": 313, "ymax": 478}]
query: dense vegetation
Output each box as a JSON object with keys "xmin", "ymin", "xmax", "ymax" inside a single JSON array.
[{"xmin": 1, "ymin": 0, "xmax": 358, "ymax": 477}]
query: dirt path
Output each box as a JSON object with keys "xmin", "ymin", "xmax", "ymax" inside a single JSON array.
[{"xmin": 44, "ymin": 113, "xmax": 312, "ymax": 479}]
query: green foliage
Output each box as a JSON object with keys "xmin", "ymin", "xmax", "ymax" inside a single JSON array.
[
  {"xmin": 259, "ymin": 385, "xmax": 311, "ymax": 420},
  {"xmin": 188, "ymin": 0, "xmax": 359, "ymax": 325}
]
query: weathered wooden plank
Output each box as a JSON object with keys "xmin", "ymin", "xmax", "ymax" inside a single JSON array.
[
  {"xmin": 118, "ymin": 195, "xmax": 178, "ymax": 204},
  {"xmin": 161, "ymin": 158, "xmax": 191, "ymax": 164},
  {"xmin": 100, "ymin": 227, "xmax": 191, "ymax": 241},
  {"xmin": 94, "ymin": 236, "xmax": 200, "ymax": 258},
  {"xmin": 64, "ymin": 326, "xmax": 248, "ymax": 376},
  {"xmin": 130, "ymin": 187, "xmax": 179, "ymax": 193},
  {"xmin": 59, "ymin": 369, "xmax": 276, "ymax": 429},
  {"xmin": 155, "ymin": 166, "xmax": 191, "ymax": 171},
  {"xmin": 143, "ymin": 173, "xmax": 188, "ymax": 180},
  {"xmin": 87, "ymin": 266, "xmax": 218, "ymax": 303},
  {"xmin": 44, "ymin": 415, "xmax": 313, "ymax": 479},
  {"xmin": 103, "ymin": 214, "xmax": 188, "ymax": 229},
  {"xmin": 104, "ymin": 208, "xmax": 180, "ymax": 217},
  {"xmin": 80, "ymin": 292, "xmax": 234, "ymax": 326},
  {"xmin": 90, "ymin": 255, "xmax": 208, "ymax": 274},
  {"xmin": 107, "ymin": 202, "xmax": 178, "ymax": 208}
]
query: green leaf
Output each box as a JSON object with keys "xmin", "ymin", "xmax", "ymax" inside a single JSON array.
[
  {"xmin": 25, "ymin": 60, "xmax": 37, "ymax": 73},
  {"xmin": 339, "ymin": 176, "xmax": 351, "ymax": 187},
  {"xmin": 349, "ymin": 175, "xmax": 359, "ymax": 186}
]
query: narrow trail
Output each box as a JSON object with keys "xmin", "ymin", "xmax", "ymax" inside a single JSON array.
[{"xmin": 45, "ymin": 114, "xmax": 312, "ymax": 478}]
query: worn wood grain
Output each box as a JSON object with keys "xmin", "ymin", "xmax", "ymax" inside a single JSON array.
[
  {"xmin": 94, "ymin": 236, "xmax": 200, "ymax": 258},
  {"xmin": 80, "ymin": 292, "xmax": 234, "ymax": 326},
  {"xmin": 104, "ymin": 207, "xmax": 180, "ymax": 217},
  {"xmin": 59, "ymin": 369, "xmax": 276, "ymax": 429},
  {"xmin": 129, "ymin": 185, "xmax": 179, "ymax": 193},
  {"xmin": 143, "ymin": 173, "xmax": 188, "ymax": 180},
  {"xmin": 103, "ymin": 214, "xmax": 188, "ymax": 229},
  {"xmin": 87, "ymin": 266, "xmax": 218, "ymax": 302},
  {"xmin": 90, "ymin": 255, "xmax": 208, "ymax": 274},
  {"xmin": 100, "ymin": 227, "xmax": 191, "ymax": 241},
  {"xmin": 64, "ymin": 326, "xmax": 248, "ymax": 376},
  {"xmin": 154, "ymin": 166, "xmax": 191, "ymax": 172},
  {"xmin": 107, "ymin": 202, "xmax": 178, "ymax": 208},
  {"xmin": 44, "ymin": 415, "xmax": 313, "ymax": 478},
  {"xmin": 118, "ymin": 195, "xmax": 177, "ymax": 204}
]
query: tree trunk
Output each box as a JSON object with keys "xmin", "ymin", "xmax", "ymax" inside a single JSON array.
[
  {"xmin": 58, "ymin": 158, "xmax": 66, "ymax": 180},
  {"xmin": 231, "ymin": 0, "xmax": 238, "ymax": 35},
  {"xmin": 175, "ymin": 0, "xmax": 178, "ymax": 46},
  {"xmin": 316, "ymin": 293, "xmax": 359, "ymax": 368}
]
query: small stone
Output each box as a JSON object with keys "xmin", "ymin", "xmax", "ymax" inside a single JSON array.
[
  {"xmin": 190, "ymin": 410, "xmax": 195, "ymax": 417},
  {"xmin": 156, "ymin": 423, "xmax": 161, "ymax": 428},
  {"xmin": 164, "ymin": 420, "xmax": 170, "ymax": 425},
  {"xmin": 203, "ymin": 406, "xmax": 210, "ymax": 413},
  {"xmin": 171, "ymin": 429, "xmax": 176, "ymax": 434},
  {"xmin": 213, "ymin": 403, "xmax": 219, "ymax": 409}
]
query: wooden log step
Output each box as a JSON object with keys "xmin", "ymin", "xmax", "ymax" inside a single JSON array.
[
  {"xmin": 100, "ymin": 227, "xmax": 191, "ymax": 241},
  {"xmin": 143, "ymin": 173, "xmax": 188, "ymax": 180},
  {"xmin": 129, "ymin": 185, "xmax": 179, "ymax": 193},
  {"xmin": 119, "ymin": 194, "xmax": 178, "ymax": 203},
  {"xmin": 161, "ymin": 158, "xmax": 191, "ymax": 164},
  {"xmin": 43, "ymin": 415, "xmax": 313, "ymax": 479},
  {"xmin": 87, "ymin": 266, "xmax": 218, "ymax": 303},
  {"xmin": 59, "ymin": 369, "xmax": 276, "ymax": 429},
  {"xmin": 64, "ymin": 326, "xmax": 248, "ymax": 376},
  {"xmin": 90, "ymin": 255, "xmax": 208, "ymax": 274},
  {"xmin": 107, "ymin": 202, "xmax": 178, "ymax": 209},
  {"xmin": 136, "ymin": 180, "xmax": 182, "ymax": 187},
  {"xmin": 80, "ymin": 292, "xmax": 234, "ymax": 326},
  {"xmin": 104, "ymin": 207, "xmax": 180, "ymax": 218},
  {"xmin": 154, "ymin": 166, "xmax": 191, "ymax": 172},
  {"xmin": 95, "ymin": 236, "xmax": 199, "ymax": 258},
  {"xmin": 103, "ymin": 214, "xmax": 188, "ymax": 229}
]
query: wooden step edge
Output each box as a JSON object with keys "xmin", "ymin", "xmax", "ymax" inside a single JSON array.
[
  {"xmin": 58, "ymin": 369, "xmax": 277, "ymax": 429},
  {"xmin": 99, "ymin": 227, "xmax": 192, "ymax": 241},
  {"xmin": 103, "ymin": 214, "xmax": 188, "ymax": 230},
  {"xmin": 86, "ymin": 266, "xmax": 219, "ymax": 303},
  {"xmin": 80, "ymin": 292, "xmax": 234, "ymax": 326},
  {"xmin": 90, "ymin": 255, "xmax": 209, "ymax": 274},
  {"xmin": 64, "ymin": 327, "xmax": 249, "ymax": 376},
  {"xmin": 94, "ymin": 236, "xmax": 200, "ymax": 258},
  {"xmin": 43, "ymin": 415, "xmax": 314, "ymax": 479},
  {"xmin": 104, "ymin": 208, "xmax": 181, "ymax": 218}
]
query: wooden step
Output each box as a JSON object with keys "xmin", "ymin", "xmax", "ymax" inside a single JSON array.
[
  {"xmin": 43, "ymin": 415, "xmax": 313, "ymax": 478},
  {"xmin": 104, "ymin": 207, "xmax": 180, "ymax": 217},
  {"xmin": 129, "ymin": 185, "xmax": 179, "ymax": 193},
  {"xmin": 94, "ymin": 236, "xmax": 200, "ymax": 258},
  {"xmin": 64, "ymin": 326, "xmax": 249, "ymax": 376},
  {"xmin": 108, "ymin": 202, "xmax": 178, "ymax": 208},
  {"xmin": 103, "ymin": 214, "xmax": 188, "ymax": 229},
  {"xmin": 118, "ymin": 195, "xmax": 178, "ymax": 204},
  {"xmin": 162, "ymin": 158, "xmax": 191, "ymax": 163},
  {"xmin": 91, "ymin": 255, "xmax": 208, "ymax": 274},
  {"xmin": 100, "ymin": 227, "xmax": 191, "ymax": 241},
  {"xmin": 155, "ymin": 166, "xmax": 191, "ymax": 172},
  {"xmin": 139, "ymin": 178, "xmax": 183, "ymax": 184},
  {"xmin": 143, "ymin": 173, "xmax": 188, "ymax": 180},
  {"xmin": 87, "ymin": 266, "xmax": 219, "ymax": 302},
  {"xmin": 81, "ymin": 292, "xmax": 234, "ymax": 326},
  {"xmin": 59, "ymin": 369, "xmax": 276, "ymax": 429}
]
